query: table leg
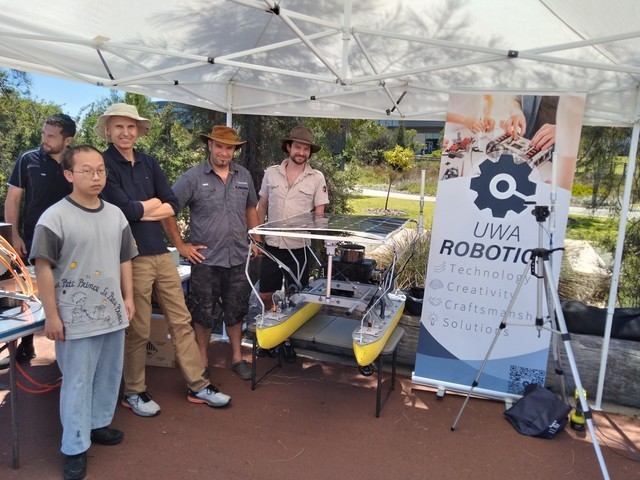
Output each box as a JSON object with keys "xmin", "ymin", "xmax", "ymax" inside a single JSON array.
[{"xmin": 8, "ymin": 339, "xmax": 19, "ymax": 469}]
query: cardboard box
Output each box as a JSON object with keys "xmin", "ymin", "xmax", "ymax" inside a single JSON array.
[{"xmin": 146, "ymin": 314, "xmax": 176, "ymax": 368}]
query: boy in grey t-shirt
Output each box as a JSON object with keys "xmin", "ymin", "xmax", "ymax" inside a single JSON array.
[{"xmin": 30, "ymin": 145, "xmax": 137, "ymax": 480}]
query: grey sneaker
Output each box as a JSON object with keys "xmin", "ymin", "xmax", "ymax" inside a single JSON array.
[
  {"xmin": 121, "ymin": 392, "xmax": 161, "ymax": 417},
  {"xmin": 188, "ymin": 385, "xmax": 231, "ymax": 408}
]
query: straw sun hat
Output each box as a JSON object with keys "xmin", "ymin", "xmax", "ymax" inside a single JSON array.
[{"xmin": 94, "ymin": 103, "xmax": 152, "ymax": 139}]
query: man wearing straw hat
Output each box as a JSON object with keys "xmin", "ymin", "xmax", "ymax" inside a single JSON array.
[
  {"xmin": 162, "ymin": 125, "xmax": 260, "ymax": 380},
  {"xmin": 97, "ymin": 103, "xmax": 231, "ymax": 417}
]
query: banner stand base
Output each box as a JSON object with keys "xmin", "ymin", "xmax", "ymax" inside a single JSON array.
[{"xmin": 411, "ymin": 374, "xmax": 520, "ymax": 407}]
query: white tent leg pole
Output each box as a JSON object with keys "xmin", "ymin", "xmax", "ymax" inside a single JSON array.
[
  {"xmin": 219, "ymin": 103, "xmax": 233, "ymax": 342},
  {"xmin": 226, "ymin": 83, "xmax": 233, "ymax": 127},
  {"xmin": 594, "ymin": 118, "xmax": 640, "ymax": 410},
  {"xmin": 418, "ymin": 169, "xmax": 425, "ymax": 235}
]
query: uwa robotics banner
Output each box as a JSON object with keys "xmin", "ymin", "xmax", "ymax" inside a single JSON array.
[{"xmin": 412, "ymin": 93, "xmax": 586, "ymax": 400}]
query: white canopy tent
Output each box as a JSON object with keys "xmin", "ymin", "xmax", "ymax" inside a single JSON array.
[
  {"xmin": 0, "ymin": 0, "xmax": 638, "ymax": 409},
  {"xmin": 1, "ymin": 0, "xmax": 640, "ymax": 125}
]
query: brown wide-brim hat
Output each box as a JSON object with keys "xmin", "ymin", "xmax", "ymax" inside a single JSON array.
[
  {"xmin": 200, "ymin": 125, "xmax": 246, "ymax": 148},
  {"xmin": 281, "ymin": 126, "xmax": 321, "ymax": 153},
  {"xmin": 94, "ymin": 103, "xmax": 152, "ymax": 140}
]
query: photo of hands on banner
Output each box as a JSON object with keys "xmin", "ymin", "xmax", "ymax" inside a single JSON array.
[{"xmin": 439, "ymin": 94, "xmax": 585, "ymax": 191}]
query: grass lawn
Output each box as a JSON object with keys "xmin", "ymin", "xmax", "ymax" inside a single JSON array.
[
  {"xmin": 348, "ymin": 195, "xmax": 435, "ymax": 226},
  {"xmin": 566, "ymin": 214, "xmax": 618, "ymax": 243}
]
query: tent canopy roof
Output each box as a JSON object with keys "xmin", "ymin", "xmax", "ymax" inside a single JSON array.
[{"xmin": 1, "ymin": 0, "xmax": 639, "ymax": 125}]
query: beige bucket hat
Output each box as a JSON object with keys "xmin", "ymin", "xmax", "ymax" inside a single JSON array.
[{"xmin": 94, "ymin": 103, "xmax": 152, "ymax": 139}]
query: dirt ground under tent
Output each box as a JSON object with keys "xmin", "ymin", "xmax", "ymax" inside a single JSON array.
[{"xmin": 1, "ymin": 333, "xmax": 639, "ymax": 480}]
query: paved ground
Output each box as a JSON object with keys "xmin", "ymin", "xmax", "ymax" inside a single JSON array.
[{"xmin": 1, "ymin": 332, "xmax": 639, "ymax": 479}]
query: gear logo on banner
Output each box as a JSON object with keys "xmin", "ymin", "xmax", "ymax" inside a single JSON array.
[{"xmin": 470, "ymin": 154, "xmax": 536, "ymax": 218}]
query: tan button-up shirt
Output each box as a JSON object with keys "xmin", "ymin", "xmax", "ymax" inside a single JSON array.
[{"xmin": 259, "ymin": 159, "xmax": 329, "ymax": 248}]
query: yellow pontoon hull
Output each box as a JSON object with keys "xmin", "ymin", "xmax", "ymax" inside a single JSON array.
[
  {"xmin": 256, "ymin": 302, "xmax": 322, "ymax": 349},
  {"xmin": 353, "ymin": 304, "xmax": 404, "ymax": 367}
]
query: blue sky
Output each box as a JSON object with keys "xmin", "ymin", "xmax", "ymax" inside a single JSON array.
[{"xmin": 28, "ymin": 73, "xmax": 114, "ymax": 118}]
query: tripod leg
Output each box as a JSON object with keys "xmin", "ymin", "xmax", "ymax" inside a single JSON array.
[
  {"xmin": 544, "ymin": 273, "xmax": 569, "ymax": 405},
  {"xmin": 543, "ymin": 259, "xmax": 610, "ymax": 480},
  {"xmin": 451, "ymin": 259, "xmax": 532, "ymax": 431}
]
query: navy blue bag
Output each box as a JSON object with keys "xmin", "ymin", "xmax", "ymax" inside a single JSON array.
[{"xmin": 504, "ymin": 384, "xmax": 571, "ymax": 439}]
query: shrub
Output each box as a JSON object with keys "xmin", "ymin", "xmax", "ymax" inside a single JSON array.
[
  {"xmin": 367, "ymin": 228, "xmax": 431, "ymax": 290},
  {"xmin": 572, "ymin": 183, "xmax": 593, "ymax": 198}
]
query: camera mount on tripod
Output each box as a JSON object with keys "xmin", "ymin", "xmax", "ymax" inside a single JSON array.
[{"xmin": 524, "ymin": 201, "xmax": 550, "ymax": 223}]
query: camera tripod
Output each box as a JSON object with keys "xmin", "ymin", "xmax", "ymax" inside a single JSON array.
[{"xmin": 450, "ymin": 205, "xmax": 610, "ymax": 480}]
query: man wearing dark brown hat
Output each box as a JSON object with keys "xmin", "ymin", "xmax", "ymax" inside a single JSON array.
[
  {"xmin": 163, "ymin": 125, "xmax": 260, "ymax": 380},
  {"xmin": 99, "ymin": 104, "xmax": 231, "ymax": 416},
  {"xmin": 256, "ymin": 126, "xmax": 329, "ymax": 362}
]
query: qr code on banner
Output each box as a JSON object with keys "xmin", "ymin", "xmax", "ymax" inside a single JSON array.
[{"xmin": 508, "ymin": 365, "xmax": 546, "ymax": 395}]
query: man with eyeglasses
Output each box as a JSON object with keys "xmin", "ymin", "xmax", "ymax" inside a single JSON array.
[
  {"xmin": 30, "ymin": 145, "xmax": 137, "ymax": 480},
  {"xmin": 98, "ymin": 103, "xmax": 230, "ymax": 418},
  {"xmin": 1, "ymin": 113, "xmax": 76, "ymax": 370}
]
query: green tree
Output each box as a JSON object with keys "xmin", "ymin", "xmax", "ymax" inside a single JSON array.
[
  {"xmin": 336, "ymin": 120, "xmax": 392, "ymax": 166},
  {"xmin": 383, "ymin": 145, "xmax": 414, "ymax": 210},
  {"xmin": 577, "ymin": 126, "xmax": 629, "ymax": 208},
  {"xmin": 576, "ymin": 126, "xmax": 640, "ymax": 307}
]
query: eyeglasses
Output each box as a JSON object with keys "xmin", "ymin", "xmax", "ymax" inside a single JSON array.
[{"xmin": 72, "ymin": 169, "xmax": 108, "ymax": 179}]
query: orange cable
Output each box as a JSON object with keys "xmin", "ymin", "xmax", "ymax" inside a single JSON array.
[
  {"xmin": 15, "ymin": 361, "xmax": 61, "ymax": 390},
  {"xmin": 16, "ymin": 380, "xmax": 58, "ymax": 394}
]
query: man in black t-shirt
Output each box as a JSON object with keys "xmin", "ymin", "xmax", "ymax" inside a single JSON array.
[{"xmin": 0, "ymin": 114, "xmax": 75, "ymax": 368}]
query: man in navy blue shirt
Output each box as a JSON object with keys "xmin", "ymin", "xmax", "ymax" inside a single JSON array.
[
  {"xmin": 1, "ymin": 114, "xmax": 75, "ymax": 368},
  {"xmin": 98, "ymin": 103, "xmax": 230, "ymax": 417}
]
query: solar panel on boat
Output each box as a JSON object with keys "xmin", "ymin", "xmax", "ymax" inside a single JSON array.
[{"xmin": 250, "ymin": 213, "xmax": 409, "ymax": 243}]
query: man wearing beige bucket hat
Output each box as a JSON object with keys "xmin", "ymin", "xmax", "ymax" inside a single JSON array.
[
  {"xmin": 98, "ymin": 103, "xmax": 231, "ymax": 416},
  {"xmin": 163, "ymin": 125, "xmax": 260, "ymax": 380},
  {"xmin": 256, "ymin": 126, "xmax": 329, "ymax": 363}
]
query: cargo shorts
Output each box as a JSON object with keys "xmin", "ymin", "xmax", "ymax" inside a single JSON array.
[{"xmin": 188, "ymin": 263, "xmax": 250, "ymax": 328}]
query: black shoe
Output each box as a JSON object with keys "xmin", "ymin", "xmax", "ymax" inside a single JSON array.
[
  {"xmin": 256, "ymin": 346, "xmax": 278, "ymax": 358},
  {"xmin": 63, "ymin": 451, "xmax": 87, "ymax": 480},
  {"xmin": 15, "ymin": 342, "xmax": 35, "ymax": 364},
  {"xmin": 281, "ymin": 341, "xmax": 297, "ymax": 364},
  {"xmin": 90, "ymin": 426, "xmax": 124, "ymax": 445}
]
